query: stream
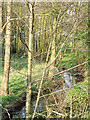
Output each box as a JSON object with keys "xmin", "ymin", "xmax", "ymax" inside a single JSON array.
[{"xmin": 12, "ymin": 67, "xmax": 76, "ymax": 119}]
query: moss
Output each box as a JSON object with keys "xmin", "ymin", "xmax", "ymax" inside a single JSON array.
[{"xmin": 1, "ymin": 96, "xmax": 20, "ymax": 107}]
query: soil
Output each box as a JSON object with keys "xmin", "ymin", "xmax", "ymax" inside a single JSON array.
[{"xmin": 1, "ymin": 92, "xmax": 37, "ymax": 120}]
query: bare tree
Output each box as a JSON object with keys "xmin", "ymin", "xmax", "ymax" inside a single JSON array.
[
  {"xmin": 26, "ymin": 2, "xmax": 34, "ymax": 120},
  {"xmin": 1, "ymin": 0, "xmax": 11, "ymax": 96}
]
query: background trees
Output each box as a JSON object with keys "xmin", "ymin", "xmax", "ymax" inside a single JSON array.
[{"xmin": 0, "ymin": 1, "xmax": 88, "ymax": 119}]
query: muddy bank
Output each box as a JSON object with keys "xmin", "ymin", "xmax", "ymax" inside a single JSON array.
[
  {"xmin": 1, "ymin": 88, "xmax": 51, "ymax": 120},
  {"xmin": 1, "ymin": 92, "xmax": 37, "ymax": 120}
]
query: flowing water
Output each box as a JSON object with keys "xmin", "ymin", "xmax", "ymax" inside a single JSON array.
[
  {"xmin": 13, "ymin": 98, "xmax": 45, "ymax": 119},
  {"xmin": 12, "ymin": 68, "xmax": 76, "ymax": 119}
]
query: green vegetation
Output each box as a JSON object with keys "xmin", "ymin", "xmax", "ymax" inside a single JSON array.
[
  {"xmin": 1, "ymin": 55, "xmax": 45, "ymax": 107},
  {"xmin": 1, "ymin": 2, "xmax": 88, "ymax": 119},
  {"xmin": 67, "ymin": 76, "xmax": 89, "ymax": 118},
  {"xmin": 1, "ymin": 52, "xmax": 88, "ymax": 108}
]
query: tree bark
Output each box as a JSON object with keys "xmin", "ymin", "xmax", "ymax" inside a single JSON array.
[
  {"xmin": 48, "ymin": 17, "xmax": 56, "ymax": 81},
  {"xmin": 26, "ymin": 2, "xmax": 34, "ymax": 120},
  {"xmin": 1, "ymin": 0, "xmax": 11, "ymax": 96}
]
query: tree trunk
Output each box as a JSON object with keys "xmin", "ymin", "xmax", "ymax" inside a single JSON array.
[
  {"xmin": 48, "ymin": 17, "xmax": 56, "ymax": 81},
  {"xmin": 0, "ymin": 4, "xmax": 2, "ymax": 115},
  {"xmin": 0, "ymin": 1, "xmax": 2, "ymax": 31},
  {"xmin": 0, "ymin": 0, "xmax": 2, "ymax": 56},
  {"xmin": 1, "ymin": 0, "xmax": 11, "ymax": 96},
  {"xmin": 41, "ymin": 15, "xmax": 45, "ymax": 62},
  {"xmin": 26, "ymin": 2, "xmax": 34, "ymax": 120}
]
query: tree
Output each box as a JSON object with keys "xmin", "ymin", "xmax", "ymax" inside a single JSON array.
[
  {"xmin": 48, "ymin": 17, "xmax": 56, "ymax": 81},
  {"xmin": 0, "ymin": 1, "xmax": 2, "ymax": 32},
  {"xmin": 26, "ymin": 2, "xmax": 34, "ymax": 120},
  {"xmin": 1, "ymin": 0, "xmax": 11, "ymax": 96},
  {"xmin": 0, "ymin": 1, "xmax": 2, "ymax": 118},
  {"xmin": 0, "ymin": 1, "xmax": 2, "ymax": 58}
]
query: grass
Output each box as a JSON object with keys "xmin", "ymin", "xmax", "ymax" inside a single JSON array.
[
  {"xmin": 1, "ymin": 96, "xmax": 20, "ymax": 107},
  {"xmin": 1, "ymin": 55, "xmax": 45, "ymax": 107},
  {"xmin": 57, "ymin": 44, "xmax": 88, "ymax": 69},
  {"xmin": 66, "ymin": 76, "xmax": 89, "ymax": 118},
  {"xmin": 9, "ymin": 56, "xmax": 44, "ymax": 94},
  {"xmin": 1, "ymin": 47, "xmax": 88, "ymax": 118}
]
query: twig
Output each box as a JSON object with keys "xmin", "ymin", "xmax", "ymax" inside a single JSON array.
[
  {"xmin": 10, "ymin": 67, "xmax": 27, "ymax": 77},
  {"xmin": 52, "ymin": 110, "xmax": 65, "ymax": 117},
  {"xmin": 35, "ymin": 112, "xmax": 46, "ymax": 118},
  {"xmin": 31, "ymin": 60, "xmax": 88, "ymax": 85},
  {"xmin": 0, "ymin": 17, "xmax": 28, "ymax": 33},
  {"xmin": 20, "ymin": 34, "xmax": 32, "ymax": 53},
  {"xmin": 0, "ymin": 104, "xmax": 11, "ymax": 120},
  {"xmin": 31, "ymin": 9, "xmax": 68, "ymax": 118},
  {"xmin": 70, "ymin": 96, "xmax": 72, "ymax": 118},
  {"xmin": 47, "ymin": 61, "xmax": 88, "ymax": 79},
  {"xmin": 73, "ymin": 105, "xmax": 88, "ymax": 118},
  {"xmin": 39, "ymin": 81, "xmax": 85, "ymax": 99}
]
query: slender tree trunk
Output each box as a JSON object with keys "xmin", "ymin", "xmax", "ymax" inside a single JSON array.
[
  {"xmin": 0, "ymin": 1, "xmax": 2, "ymax": 103},
  {"xmin": 26, "ymin": 2, "xmax": 34, "ymax": 120},
  {"xmin": 41, "ymin": 15, "xmax": 45, "ymax": 62},
  {"xmin": 70, "ymin": 96, "xmax": 72, "ymax": 119},
  {"xmin": 0, "ymin": 1, "xmax": 2, "ymax": 45},
  {"xmin": 0, "ymin": 1, "xmax": 2, "ymax": 31},
  {"xmin": 48, "ymin": 18, "xmax": 56, "ymax": 81},
  {"xmin": 75, "ymin": 4, "xmax": 80, "ymax": 72},
  {"xmin": 1, "ymin": 0, "xmax": 11, "ymax": 96},
  {"xmin": 16, "ymin": 22, "xmax": 19, "ymax": 53},
  {"xmin": 40, "ymin": 16, "xmax": 43, "ymax": 62},
  {"xmin": 2, "ymin": 2, "xmax": 5, "ymax": 59},
  {"xmin": 34, "ymin": 17, "xmax": 37, "ymax": 53}
]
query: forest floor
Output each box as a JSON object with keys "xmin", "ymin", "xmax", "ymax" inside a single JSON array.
[
  {"xmin": 0, "ymin": 54, "xmax": 89, "ymax": 119},
  {"xmin": 1, "ymin": 55, "xmax": 45, "ymax": 107}
]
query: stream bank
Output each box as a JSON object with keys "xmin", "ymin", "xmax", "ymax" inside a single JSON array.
[{"xmin": 1, "ymin": 67, "xmax": 85, "ymax": 119}]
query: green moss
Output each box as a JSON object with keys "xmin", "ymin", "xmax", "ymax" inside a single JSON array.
[{"xmin": 1, "ymin": 96, "xmax": 20, "ymax": 107}]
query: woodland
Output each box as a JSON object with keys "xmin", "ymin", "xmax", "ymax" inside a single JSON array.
[{"xmin": 0, "ymin": 0, "xmax": 89, "ymax": 120}]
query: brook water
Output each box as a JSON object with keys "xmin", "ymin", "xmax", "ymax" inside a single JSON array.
[{"xmin": 12, "ymin": 68, "xmax": 77, "ymax": 119}]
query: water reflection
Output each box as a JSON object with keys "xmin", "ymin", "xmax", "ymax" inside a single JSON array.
[
  {"xmin": 13, "ymin": 99, "xmax": 43, "ymax": 119},
  {"xmin": 21, "ymin": 107, "xmax": 25, "ymax": 118},
  {"xmin": 62, "ymin": 70, "xmax": 75, "ymax": 93},
  {"xmin": 13, "ymin": 107, "xmax": 26, "ymax": 119},
  {"xmin": 56, "ymin": 88, "xmax": 60, "ymax": 100},
  {"xmin": 55, "ymin": 67, "xmax": 75, "ymax": 97},
  {"xmin": 31, "ymin": 99, "xmax": 43, "ymax": 113},
  {"xmin": 63, "ymin": 72, "xmax": 75, "ymax": 88},
  {"xmin": 37, "ymin": 99, "xmax": 42, "ymax": 113}
]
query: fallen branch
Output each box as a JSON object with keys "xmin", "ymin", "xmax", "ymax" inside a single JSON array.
[{"xmin": 52, "ymin": 110, "xmax": 65, "ymax": 117}]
